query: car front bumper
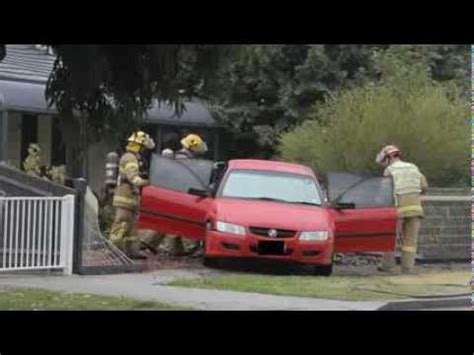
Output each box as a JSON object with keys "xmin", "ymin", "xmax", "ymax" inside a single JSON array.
[{"xmin": 205, "ymin": 231, "xmax": 333, "ymax": 265}]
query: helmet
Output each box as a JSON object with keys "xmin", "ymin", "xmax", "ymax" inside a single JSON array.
[
  {"xmin": 375, "ymin": 145, "xmax": 401, "ymax": 165},
  {"xmin": 28, "ymin": 143, "xmax": 41, "ymax": 155},
  {"xmin": 161, "ymin": 149, "xmax": 174, "ymax": 158},
  {"xmin": 180, "ymin": 134, "xmax": 208, "ymax": 154},
  {"xmin": 128, "ymin": 131, "xmax": 155, "ymax": 150}
]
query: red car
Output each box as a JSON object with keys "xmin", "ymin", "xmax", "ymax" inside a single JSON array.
[{"xmin": 138, "ymin": 156, "xmax": 398, "ymax": 275}]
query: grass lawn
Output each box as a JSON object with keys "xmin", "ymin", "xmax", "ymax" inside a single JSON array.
[
  {"xmin": 167, "ymin": 271, "xmax": 470, "ymax": 301},
  {"xmin": 0, "ymin": 288, "xmax": 189, "ymax": 310}
]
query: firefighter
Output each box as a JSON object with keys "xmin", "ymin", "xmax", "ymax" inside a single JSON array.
[
  {"xmin": 23, "ymin": 143, "xmax": 42, "ymax": 177},
  {"xmin": 109, "ymin": 131, "xmax": 155, "ymax": 259},
  {"xmin": 168, "ymin": 134, "xmax": 208, "ymax": 257},
  {"xmin": 46, "ymin": 165, "xmax": 66, "ymax": 185},
  {"xmin": 175, "ymin": 133, "xmax": 208, "ymax": 159},
  {"xmin": 376, "ymin": 145, "xmax": 428, "ymax": 273}
]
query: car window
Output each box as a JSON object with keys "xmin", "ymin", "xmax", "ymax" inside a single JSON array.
[
  {"xmin": 149, "ymin": 154, "xmax": 214, "ymax": 193},
  {"xmin": 220, "ymin": 170, "xmax": 322, "ymax": 205},
  {"xmin": 327, "ymin": 172, "xmax": 394, "ymax": 208}
]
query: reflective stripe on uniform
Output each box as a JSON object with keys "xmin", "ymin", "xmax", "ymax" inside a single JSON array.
[
  {"xmin": 123, "ymin": 162, "xmax": 139, "ymax": 173},
  {"xmin": 401, "ymin": 246, "xmax": 416, "ymax": 253},
  {"xmin": 397, "ymin": 205, "xmax": 424, "ymax": 215},
  {"xmin": 118, "ymin": 153, "xmax": 141, "ymax": 185},
  {"xmin": 113, "ymin": 195, "xmax": 138, "ymax": 206}
]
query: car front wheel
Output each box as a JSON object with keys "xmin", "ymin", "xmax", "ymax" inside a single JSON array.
[
  {"xmin": 203, "ymin": 257, "xmax": 219, "ymax": 268},
  {"xmin": 203, "ymin": 227, "xmax": 219, "ymax": 268},
  {"xmin": 313, "ymin": 264, "xmax": 333, "ymax": 277}
]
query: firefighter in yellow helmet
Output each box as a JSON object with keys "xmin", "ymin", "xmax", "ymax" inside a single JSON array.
[
  {"xmin": 175, "ymin": 133, "xmax": 208, "ymax": 159},
  {"xmin": 109, "ymin": 131, "xmax": 155, "ymax": 259},
  {"xmin": 376, "ymin": 145, "xmax": 428, "ymax": 273},
  {"xmin": 168, "ymin": 133, "xmax": 208, "ymax": 256}
]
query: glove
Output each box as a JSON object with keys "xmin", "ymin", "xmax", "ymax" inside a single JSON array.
[
  {"xmin": 138, "ymin": 179, "xmax": 149, "ymax": 187},
  {"xmin": 131, "ymin": 175, "xmax": 149, "ymax": 187}
]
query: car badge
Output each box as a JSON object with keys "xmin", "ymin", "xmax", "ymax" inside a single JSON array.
[{"xmin": 268, "ymin": 229, "xmax": 278, "ymax": 238}]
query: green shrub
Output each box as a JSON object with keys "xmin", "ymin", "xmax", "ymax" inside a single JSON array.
[{"xmin": 278, "ymin": 47, "xmax": 470, "ymax": 187}]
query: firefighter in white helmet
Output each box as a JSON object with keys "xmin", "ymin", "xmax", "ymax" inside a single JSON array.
[
  {"xmin": 161, "ymin": 148, "xmax": 175, "ymax": 158},
  {"xmin": 168, "ymin": 133, "xmax": 208, "ymax": 256},
  {"xmin": 376, "ymin": 145, "xmax": 428, "ymax": 273},
  {"xmin": 109, "ymin": 131, "xmax": 155, "ymax": 259}
]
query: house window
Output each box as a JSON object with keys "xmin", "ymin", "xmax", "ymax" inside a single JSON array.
[{"xmin": 161, "ymin": 128, "xmax": 181, "ymax": 151}]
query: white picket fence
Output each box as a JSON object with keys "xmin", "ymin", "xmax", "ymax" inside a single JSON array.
[{"xmin": 0, "ymin": 195, "xmax": 75, "ymax": 274}]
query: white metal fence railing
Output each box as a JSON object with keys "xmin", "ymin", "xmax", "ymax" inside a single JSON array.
[{"xmin": 0, "ymin": 195, "xmax": 75, "ymax": 274}]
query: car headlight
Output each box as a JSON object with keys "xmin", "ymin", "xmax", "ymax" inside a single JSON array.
[
  {"xmin": 299, "ymin": 231, "xmax": 329, "ymax": 241},
  {"xmin": 216, "ymin": 221, "xmax": 246, "ymax": 236}
]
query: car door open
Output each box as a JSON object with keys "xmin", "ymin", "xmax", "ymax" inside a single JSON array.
[
  {"xmin": 327, "ymin": 172, "xmax": 398, "ymax": 253},
  {"xmin": 137, "ymin": 154, "xmax": 215, "ymax": 241}
]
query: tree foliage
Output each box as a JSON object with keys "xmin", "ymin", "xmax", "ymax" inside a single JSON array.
[
  {"xmin": 209, "ymin": 45, "xmax": 470, "ymax": 159},
  {"xmin": 278, "ymin": 47, "xmax": 470, "ymax": 187},
  {"xmin": 44, "ymin": 44, "xmax": 230, "ymax": 142},
  {"xmin": 0, "ymin": 44, "xmax": 469, "ymax": 174},
  {"xmin": 208, "ymin": 45, "xmax": 383, "ymax": 156}
]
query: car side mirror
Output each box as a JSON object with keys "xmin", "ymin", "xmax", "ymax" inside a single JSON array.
[
  {"xmin": 213, "ymin": 161, "xmax": 226, "ymax": 170},
  {"xmin": 188, "ymin": 187, "xmax": 211, "ymax": 198},
  {"xmin": 332, "ymin": 202, "xmax": 356, "ymax": 210},
  {"xmin": 209, "ymin": 182, "xmax": 218, "ymax": 195}
]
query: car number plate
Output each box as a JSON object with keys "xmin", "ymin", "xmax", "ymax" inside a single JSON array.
[{"xmin": 257, "ymin": 241, "xmax": 285, "ymax": 255}]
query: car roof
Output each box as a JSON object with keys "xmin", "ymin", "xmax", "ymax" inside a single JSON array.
[{"xmin": 227, "ymin": 159, "xmax": 314, "ymax": 177}]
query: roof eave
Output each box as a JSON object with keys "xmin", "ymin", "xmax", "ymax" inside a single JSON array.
[
  {"xmin": 0, "ymin": 76, "xmax": 48, "ymax": 85},
  {"xmin": 143, "ymin": 119, "xmax": 217, "ymax": 128}
]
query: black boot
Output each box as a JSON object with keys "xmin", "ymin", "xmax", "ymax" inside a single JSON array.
[{"xmin": 124, "ymin": 238, "xmax": 148, "ymax": 260}]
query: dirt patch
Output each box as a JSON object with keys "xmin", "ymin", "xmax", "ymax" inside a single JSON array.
[
  {"xmin": 138, "ymin": 251, "xmax": 206, "ymax": 272},
  {"xmin": 135, "ymin": 251, "xmax": 468, "ymax": 277}
]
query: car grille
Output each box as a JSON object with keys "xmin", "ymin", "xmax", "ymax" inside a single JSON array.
[{"xmin": 249, "ymin": 227, "xmax": 296, "ymax": 238}]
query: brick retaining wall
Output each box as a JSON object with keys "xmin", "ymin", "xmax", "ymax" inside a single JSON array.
[{"xmin": 417, "ymin": 188, "xmax": 470, "ymax": 261}]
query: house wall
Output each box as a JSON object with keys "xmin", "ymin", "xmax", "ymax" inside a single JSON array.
[
  {"xmin": 3, "ymin": 110, "xmax": 103, "ymax": 194},
  {"xmin": 418, "ymin": 189, "xmax": 470, "ymax": 261},
  {"xmin": 6, "ymin": 112, "xmax": 52, "ymax": 169}
]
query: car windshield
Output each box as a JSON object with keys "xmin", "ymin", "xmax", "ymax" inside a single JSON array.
[{"xmin": 220, "ymin": 170, "xmax": 322, "ymax": 206}]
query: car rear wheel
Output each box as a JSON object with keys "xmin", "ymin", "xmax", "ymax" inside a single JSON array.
[{"xmin": 313, "ymin": 264, "xmax": 333, "ymax": 277}]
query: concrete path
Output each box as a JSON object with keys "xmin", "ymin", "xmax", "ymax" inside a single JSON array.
[{"xmin": 0, "ymin": 271, "xmax": 387, "ymax": 310}]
